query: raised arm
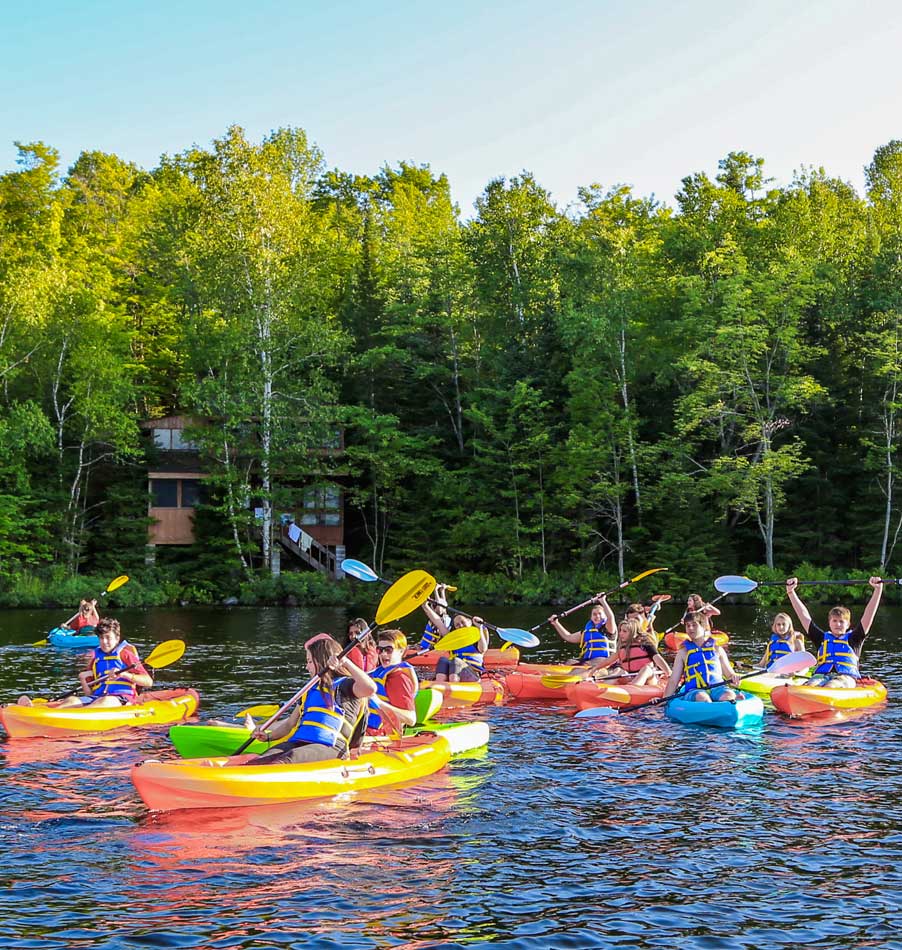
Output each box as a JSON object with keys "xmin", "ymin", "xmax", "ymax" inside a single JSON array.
[
  {"xmin": 548, "ymin": 615, "xmax": 580, "ymax": 645},
  {"xmin": 596, "ymin": 594, "xmax": 616, "ymax": 633},
  {"xmin": 860, "ymin": 576, "xmax": 884, "ymax": 634},
  {"xmin": 785, "ymin": 577, "xmax": 813, "ymax": 633},
  {"xmin": 422, "ymin": 601, "xmax": 451, "ymax": 638}
]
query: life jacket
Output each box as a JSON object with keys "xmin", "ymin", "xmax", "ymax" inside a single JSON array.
[
  {"xmin": 579, "ymin": 621, "xmax": 613, "ymax": 662},
  {"xmin": 90, "ymin": 641, "xmax": 136, "ymax": 699},
  {"xmin": 814, "ymin": 630, "xmax": 860, "ymax": 679},
  {"xmin": 618, "ymin": 642, "xmax": 654, "ymax": 673},
  {"xmin": 763, "ymin": 633, "xmax": 793, "ymax": 667},
  {"xmin": 682, "ymin": 638, "xmax": 721, "ymax": 689},
  {"xmin": 288, "ymin": 679, "xmax": 362, "ymax": 754},
  {"xmin": 367, "ymin": 661, "xmax": 418, "ymax": 730},
  {"xmin": 453, "ymin": 635, "xmax": 484, "ymax": 672},
  {"xmin": 419, "ymin": 621, "xmax": 439, "ymax": 653}
]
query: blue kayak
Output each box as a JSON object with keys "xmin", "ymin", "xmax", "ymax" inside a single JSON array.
[
  {"xmin": 665, "ymin": 692, "xmax": 764, "ymax": 729},
  {"xmin": 46, "ymin": 626, "xmax": 98, "ymax": 649}
]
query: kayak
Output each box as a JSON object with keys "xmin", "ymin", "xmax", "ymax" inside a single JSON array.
[
  {"xmin": 414, "ymin": 687, "xmax": 443, "ymax": 722},
  {"xmin": 738, "ymin": 671, "xmax": 810, "ymax": 697},
  {"xmin": 664, "ymin": 629, "xmax": 730, "ymax": 652},
  {"xmin": 770, "ymin": 678, "xmax": 888, "ymax": 717},
  {"xmin": 426, "ymin": 679, "xmax": 506, "ymax": 707},
  {"xmin": 46, "ymin": 627, "xmax": 98, "ymax": 649},
  {"xmin": 169, "ymin": 719, "xmax": 482, "ymax": 758},
  {"xmin": 513, "ymin": 662, "xmax": 579, "ymax": 677},
  {"xmin": 567, "ymin": 679, "xmax": 665, "ymax": 710},
  {"xmin": 665, "ymin": 692, "xmax": 764, "ymax": 729},
  {"xmin": 405, "ymin": 647, "xmax": 519, "ymax": 671},
  {"xmin": 503, "ymin": 671, "xmax": 573, "ymax": 701},
  {"xmin": 0, "ymin": 689, "xmax": 200, "ymax": 738},
  {"xmin": 133, "ymin": 721, "xmax": 490, "ymax": 811}
]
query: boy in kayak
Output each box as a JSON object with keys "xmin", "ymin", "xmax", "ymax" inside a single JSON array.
[
  {"xmin": 757, "ymin": 612, "xmax": 805, "ymax": 668},
  {"xmin": 785, "ymin": 576, "xmax": 883, "ymax": 688},
  {"xmin": 249, "ymin": 633, "xmax": 377, "ymax": 764},
  {"xmin": 548, "ymin": 594, "xmax": 616, "ymax": 664},
  {"xmin": 18, "ymin": 618, "xmax": 152, "ymax": 708},
  {"xmin": 663, "ymin": 612, "xmax": 741, "ymax": 702},
  {"xmin": 366, "ymin": 629, "xmax": 418, "ymax": 736}
]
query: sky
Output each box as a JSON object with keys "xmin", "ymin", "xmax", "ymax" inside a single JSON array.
[{"xmin": 2, "ymin": 0, "xmax": 902, "ymax": 215}]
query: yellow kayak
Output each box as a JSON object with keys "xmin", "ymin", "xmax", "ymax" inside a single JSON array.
[
  {"xmin": 131, "ymin": 721, "xmax": 490, "ymax": 811},
  {"xmin": 0, "ymin": 689, "xmax": 200, "ymax": 738}
]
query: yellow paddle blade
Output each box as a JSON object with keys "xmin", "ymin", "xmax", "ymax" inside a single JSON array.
[
  {"xmin": 236, "ymin": 704, "xmax": 279, "ymax": 718},
  {"xmin": 143, "ymin": 639, "xmax": 185, "ymax": 669},
  {"xmin": 500, "ymin": 641, "xmax": 514, "ymax": 652},
  {"xmin": 433, "ymin": 626, "xmax": 481, "ymax": 651},
  {"xmin": 629, "ymin": 567, "xmax": 668, "ymax": 584},
  {"xmin": 30, "ymin": 639, "xmax": 48, "ymax": 647},
  {"xmin": 105, "ymin": 574, "xmax": 129, "ymax": 594},
  {"xmin": 541, "ymin": 673, "xmax": 585, "ymax": 688},
  {"xmin": 376, "ymin": 570, "xmax": 436, "ymax": 625}
]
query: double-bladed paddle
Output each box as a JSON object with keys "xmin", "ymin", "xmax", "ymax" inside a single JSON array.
[
  {"xmin": 233, "ymin": 569, "xmax": 436, "ymax": 755},
  {"xmin": 573, "ymin": 650, "xmax": 816, "ymax": 719},
  {"xmin": 31, "ymin": 574, "xmax": 131, "ymax": 647},
  {"xmin": 714, "ymin": 575, "xmax": 902, "ymax": 594}
]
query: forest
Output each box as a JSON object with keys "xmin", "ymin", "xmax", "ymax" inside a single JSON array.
[{"xmin": 3, "ymin": 126, "xmax": 902, "ymax": 606}]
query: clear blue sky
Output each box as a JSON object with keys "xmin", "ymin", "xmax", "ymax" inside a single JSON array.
[{"xmin": 3, "ymin": 0, "xmax": 902, "ymax": 214}]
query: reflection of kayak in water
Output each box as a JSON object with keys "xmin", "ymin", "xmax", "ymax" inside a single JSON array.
[
  {"xmin": 663, "ymin": 629, "xmax": 730, "ymax": 651},
  {"xmin": 133, "ymin": 721, "xmax": 491, "ymax": 811}
]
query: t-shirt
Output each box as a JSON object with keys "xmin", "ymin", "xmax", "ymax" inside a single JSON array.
[
  {"xmin": 119, "ymin": 644, "xmax": 148, "ymax": 679},
  {"xmin": 383, "ymin": 666, "xmax": 417, "ymax": 711},
  {"xmin": 805, "ymin": 621, "xmax": 866, "ymax": 656}
]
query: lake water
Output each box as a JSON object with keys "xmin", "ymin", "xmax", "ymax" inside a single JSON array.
[{"xmin": 2, "ymin": 601, "xmax": 902, "ymax": 949}]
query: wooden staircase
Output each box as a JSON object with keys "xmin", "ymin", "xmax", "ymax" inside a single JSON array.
[{"xmin": 277, "ymin": 523, "xmax": 344, "ymax": 579}]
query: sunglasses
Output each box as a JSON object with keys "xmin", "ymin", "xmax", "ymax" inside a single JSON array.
[{"xmin": 377, "ymin": 644, "xmax": 397, "ymax": 653}]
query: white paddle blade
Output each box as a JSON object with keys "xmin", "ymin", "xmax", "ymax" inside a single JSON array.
[
  {"xmin": 713, "ymin": 575, "xmax": 758, "ymax": 594},
  {"xmin": 497, "ymin": 627, "xmax": 539, "ymax": 648},
  {"xmin": 767, "ymin": 650, "xmax": 816, "ymax": 675},
  {"xmin": 341, "ymin": 559, "xmax": 379, "ymax": 582},
  {"xmin": 574, "ymin": 706, "xmax": 619, "ymax": 719}
]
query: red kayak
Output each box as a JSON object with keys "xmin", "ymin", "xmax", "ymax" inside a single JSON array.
[
  {"xmin": 567, "ymin": 679, "xmax": 665, "ymax": 710},
  {"xmin": 503, "ymin": 671, "xmax": 573, "ymax": 701},
  {"xmin": 405, "ymin": 648, "xmax": 519, "ymax": 671}
]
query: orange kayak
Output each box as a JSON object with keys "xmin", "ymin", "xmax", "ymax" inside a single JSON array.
[
  {"xmin": 405, "ymin": 647, "xmax": 519, "ymax": 670},
  {"xmin": 664, "ymin": 630, "xmax": 730, "ymax": 652},
  {"xmin": 0, "ymin": 689, "xmax": 200, "ymax": 738},
  {"xmin": 567, "ymin": 679, "xmax": 665, "ymax": 710},
  {"xmin": 770, "ymin": 678, "xmax": 887, "ymax": 718},
  {"xmin": 426, "ymin": 679, "xmax": 506, "ymax": 707},
  {"xmin": 503, "ymin": 671, "xmax": 573, "ymax": 701},
  {"xmin": 131, "ymin": 721, "xmax": 490, "ymax": 811}
]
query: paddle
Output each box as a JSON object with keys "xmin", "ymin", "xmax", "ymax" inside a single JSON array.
[
  {"xmin": 233, "ymin": 568, "xmax": 436, "ymax": 755},
  {"xmin": 715, "ymin": 575, "xmax": 902, "ymax": 594},
  {"xmin": 433, "ymin": 626, "xmax": 482, "ymax": 652},
  {"xmin": 528, "ymin": 567, "xmax": 669, "ymax": 634},
  {"xmin": 35, "ymin": 638, "xmax": 185, "ymax": 703},
  {"xmin": 573, "ymin": 650, "xmax": 816, "ymax": 718},
  {"xmin": 31, "ymin": 574, "xmax": 131, "ymax": 646}
]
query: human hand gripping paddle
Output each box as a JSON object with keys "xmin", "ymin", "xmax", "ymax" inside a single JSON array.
[
  {"xmin": 573, "ymin": 650, "xmax": 817, "ymax": 719},
  {"xmin": 233, "ymin": 569, "xmax": 437, "ymax": 755},
  {"xmin": 341, "ymin": 558, "xmax": 538, "ymax": 649},
  {"xmin": 31, "ymin": 574, "xmax": 131, "ymax": 646},
  {"xmin": 33, "ymin": 639, "xmax": 186, "ymax": 704},
  {"xmin": 529, "ymin": 568, "xmax": 669, "ymax": 634}
]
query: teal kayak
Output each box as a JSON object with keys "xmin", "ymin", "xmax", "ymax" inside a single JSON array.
[
  {"xmin": 46, "ymin": 626, "xmax": 98, "ymax": 649},
  {"xmin": 665, "ymin": 692, "xmax": 764, "ymax": 729}
]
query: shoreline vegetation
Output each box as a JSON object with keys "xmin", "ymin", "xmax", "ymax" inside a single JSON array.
[
  {"xmin": 4, "ymin": 128, "xmax": 902, "ymax": 594},
  {"xmin": 0, "ymin": 565, "xmax": 894, "ymax": 611}
]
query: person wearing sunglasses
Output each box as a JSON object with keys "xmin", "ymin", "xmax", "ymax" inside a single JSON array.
[{"xmin": 367, "ymin": 629, "xmax": 418, "ymax": 736}]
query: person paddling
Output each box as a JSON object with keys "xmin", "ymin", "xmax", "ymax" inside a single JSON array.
[
  {"xmin": 548, "ymin": 594, "xmax": 616, "ymax": 664},
  {"xmin": 18, "ymin": 617, "xmax": 152, "ymax": 708},
  {"xmin": 785, "ymin": 576, "xmax": 883, "ymax": 688},
  {"xmin": 366, "ymin": 629, "xmax": 418, "ymax": 735},
  {"xmin": 663, "ymin": 612, "xmax": 741, "ymax": 703},
  {"xmin": 587, "ymin": 618, "xmax": 671, "ymax": 685},
  {"xmin": 248, "ymin": 633, "xmax": 377, "ymax": 765},
  {"xmin": 63, "ymin": 597, "xmax": 100, "ymax": 631},
  {"xmin": 420, "ymin": 603, "xmax": 489, "ymax": 683},
  {"xmin": 757, "ymin": 612, "xmax": 805, "ymax": 669}
]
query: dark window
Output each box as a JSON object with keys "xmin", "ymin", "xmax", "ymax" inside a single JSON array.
[
  {"xmin": 181, "ymin": 479, "xmax": 203, "ymax": 508},
  {"xmin": 151, "ymin": 479, "xmax": 178, "ymax": 507}
]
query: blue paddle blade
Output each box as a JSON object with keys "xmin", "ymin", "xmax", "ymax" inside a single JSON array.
[
  {"xmin": 497, "ymin": 627, "xmax": 539, "ymax": 648},
  {"xmin": 713, "ymin": 574, "xmax": 758, "ymax": 594},
  {"xmin": 340, "ymin": 559, "xmax": 379, "ymax": 582},
  {"xmin": 574, "ymin": 706, "xmax": 618, "ymax": 719}
]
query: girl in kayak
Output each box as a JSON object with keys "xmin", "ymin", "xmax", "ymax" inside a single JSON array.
[
  {"xmin": 417, "ymin": 582, "xmax": 453, "ymax": 652},
  {"xmin": 687, "ymin": 593, "xmax": 721, "ymax": 624},
  {"xmin": 586, "ymin": 618, "xmax": 671, "ymax": 685},
  {"xmin": 344, "ymin": 617, "xmax": 377, "ymax": 671},
  {"xmin": 249, "ymin": 633, "xmax": 377, "ymax": 764},
  {"xmin": 757, "ymin": 612, "xmax": 805, "ymax": 668},
  {"xmin": 63, "ymin": 597, "xmax": 100, "ymax": 631},
  {"xmin": 18, "ymin": 618, "xmax": 152, "ymax": 708},
  {"xmin": 548, "ymin": 595, "xmax": 616, "ymax": 663},
  {"xmin": 663, "ymin": 612, "xmax": 741, "ymax": 702},
  {"xmin": 420, "ymin": 603, "xmax": 489, "ymax": 683},
  {"xmin": 366, "ymin": 629, "xmax": 418, "ymax": 736},
  {"xmin": 785, "ymin": 576, "xmax": 883, "ymax": 688}
]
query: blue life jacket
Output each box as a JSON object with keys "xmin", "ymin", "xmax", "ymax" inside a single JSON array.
[
  {"xmin": 288, "ymin": 679, "xmax": 359, "ymax": 753},
  {"xmin": 814, "ymin": 630, "xmax": 860, "ymax": 679},
  {"xmin": 682, "ymin": 638, "xmax": 721, "ymax": 689},
  {"xmin": 419, "ymin": 621, "xmax": 439, "ymax": 652},
  {"xmin": 580, "ymin": 621, "xmax": 612, "ymax": 662},
  {"xmin": 367, "ymin": 661, "xmax": 417, "ymax": 730},
  {"xmin": 90, "ymin": 641, "xmax": 135, "ymax": 698},
  {"xmin": 452, "ymin": 630, "xmax": 484, "ymax": 672},
  {"xmin": 763, "ymin": 634, "xmax": 793, "ymax": 666}
]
